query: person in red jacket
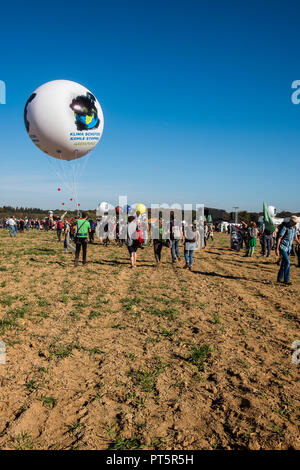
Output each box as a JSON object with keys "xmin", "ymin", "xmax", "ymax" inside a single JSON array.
[{"xmin": 56, "ymin": 218, "xmax": 63, "ymax": 242}]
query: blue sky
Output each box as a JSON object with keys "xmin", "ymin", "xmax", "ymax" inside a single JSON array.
[{"xmin": 0, "ymin": 0, "xmax": 300, "ymax": 212}]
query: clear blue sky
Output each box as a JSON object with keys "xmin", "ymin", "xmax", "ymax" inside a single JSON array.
[{"xmin": 1, "ymin": 0, "xmax": 300, "ymax": 212}]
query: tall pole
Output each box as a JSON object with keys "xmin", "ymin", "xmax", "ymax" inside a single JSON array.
[{"xmin": 233, "ymin": 206, "xmax": 239, "ymax": 224}]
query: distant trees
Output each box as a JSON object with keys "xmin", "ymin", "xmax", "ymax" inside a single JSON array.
[{"xmin": 0, "ymin": 206, "xmax": 96, "ymax": 219}]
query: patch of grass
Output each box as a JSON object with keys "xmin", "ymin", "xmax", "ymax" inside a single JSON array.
[
  {"xmin": 0, "ymin": 295, "xmax": 14, "ymax": 306},
  {"xmin": 0, "ymin": 305, "xmax": 29, "ymax": 333},
  {"xmin": 127, "ymin": 369, "xmax": 156, "ymax": 393},
  {"xmin": 49, "ymin": 342, "xmax": 74, "ymax": 359},
  {"xmin": 188, "ymin": 344, "xmax": 211, "ymax": 371},
  {"xmin": 9, "ymin": 305, "xmax": 29, "ymax": 318},
  {"xmin": 24, "ymin": 248, "xmax": 56, "ymax": 256},
  {"xmin": 109, "ymin": 436, "xmax": 144, "ymax": 450},
  {"xmin": 121, "ymin": 297, "xmax": 142, "ymax": 311},
  {"xmin": 67, "ymin": 420, "xmax": 83, "ymax": 435},
  {"xmin": 150, "ymin": 437, "xmax": 165, "ymax": 450},
  {"xmin": 36, "ymin": 296, "xmax": 50, "ymax": 307},
  {"xmin": 93, "ymin": 298, "xmax": 109, "ymax": 310},
  {"xmin": 212, "ymin": 314, "xmax": 221, "ymax": 324},
  {"xmin": 40, "ymin": 396, "xmax": 57, "ymax": 409},
  {"xmin": 194, "ymin": 301, "xmax": 207, "ymax": 309},
  {"xmin": 256, "ymin": 290, "xmax": 265, "ymax": 298},
  {"xmin": 125, "ymin": 391, "xmax": 147, "ymax": 408},
  {"xmin": 147, "ymin": 307, "xmax": 179, "ymax": 320},
  {"xmin": 13, "ymin": 432, "xmax": 33, "ymax": 450},
  {"xmin": 160, "ymin": 328, "xmax": 175, "ymax": 338},
  {"xmin": 88, "ymin": 310, "xmax": 102, "ymax": 320},
  {"xmin": 25, "ymin": 379, "xmax": 37, "ymax": 393},
  {"xmin": 87, "ymin": 347, "xmax": 104, "ymax": 356},
  {"xmin": 111, "ymin": 321, "xmax": 124, "ymax": 329},
  {"xmin": 70, "ymin": 310, "xmax": 80, "ymax": 320}
]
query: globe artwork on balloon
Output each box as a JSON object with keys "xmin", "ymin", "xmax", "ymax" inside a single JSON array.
[{"xmin": 69, "ymin": 92, "xmax": 100, "ymax": 131}]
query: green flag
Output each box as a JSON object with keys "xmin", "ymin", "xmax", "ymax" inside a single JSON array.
[
  {"xmin": 263, "ymin": 202, "xmax": 275, "ymax": 233},
  {"xmin": 207, "ymin": 214, "xmax": 212, "ymax": 223}
]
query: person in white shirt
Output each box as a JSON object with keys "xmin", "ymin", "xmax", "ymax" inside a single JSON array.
[
  {"xmin": 126, "ymin": 216, "xmax": 139, "ymax": 268},
  {"xmin": 6, "ymin": 217, "xmax": 16, "ymax": 238}
]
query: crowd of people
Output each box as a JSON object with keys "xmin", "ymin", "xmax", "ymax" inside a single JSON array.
[
  {"xmin": 238, "ymin": 217, "xmax": 300, "ymax": 284},
  {"xmin": 2, "ymin": 212, "xmax": 300, "ymax": 284}
]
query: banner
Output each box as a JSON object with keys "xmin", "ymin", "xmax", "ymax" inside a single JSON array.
[{"xmin": 263, "ymin": 202, "xmax": 275, "ymax": 233}]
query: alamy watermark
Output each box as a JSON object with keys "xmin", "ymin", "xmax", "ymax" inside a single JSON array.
[
  {"xmin": 291, "ymin": 80, "xmax": 300, "ymax": 104},
  {"xmin": 0, "ymin": 80, "xmax": 6, "ymax": 104},
  {"xmin": 0, "ymin": 339, "xmax": 6, "ymax": 364},
  {"xmin": 291, "ymin": 340, "xmax": 300, "ymax": 365},
  {"xmin": 95, "ymin": 197, "xmax": 205, "ymax": 248}
]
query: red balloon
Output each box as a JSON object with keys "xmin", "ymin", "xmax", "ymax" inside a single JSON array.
[
  {"xmin": 62, "ymin": 202, "xmax": 64, "ymax": 205},
  {"xmin": 70, "ymin": 198, "xmax": 73, "ymax": 201},
  {"xmin": 58, "ymin": 188, "xmax": 61, "ymax": 191},
  {"xmin": 78, "ymin": 203, "xmax": 80, "ymax": 206}
]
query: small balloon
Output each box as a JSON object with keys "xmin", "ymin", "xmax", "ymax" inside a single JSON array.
[
  {"xmin": 70, "ymin": 198, "xmax": 73, "ymax": 201},
  {"xmin": 62, "ymin": 202, "xmax": 64, "ymax": 205},
  {"xmin": 78, "ymin": 203, "xmax": 80, "ymax": 206},
  {"xmin": 58, "ymin": 188, "xmax": 61, "ymax": 191}
]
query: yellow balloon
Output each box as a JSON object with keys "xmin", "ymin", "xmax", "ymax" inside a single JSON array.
[{"xmin": 136, "ymin": 203, "xmax": 146, "ymax": 214}]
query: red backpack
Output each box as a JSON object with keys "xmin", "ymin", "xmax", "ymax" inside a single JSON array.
[
  {"xmin": 57, "ymin": 221, "xmax": 63, "ymax": 230},
  {"xmin": 136, "ymin": 226, "xmax": 144, "ymax": 244}
]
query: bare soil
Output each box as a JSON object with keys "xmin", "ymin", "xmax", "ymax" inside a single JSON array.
[{"xmin": 0, "ymin": 230, "xmax": 299, "ymax": 450}]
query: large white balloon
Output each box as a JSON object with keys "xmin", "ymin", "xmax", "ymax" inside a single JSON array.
[
  {"xmin": 267, "ymin": 205, "xmax": 276, "ymax": 218},
  {"xmin": 24, "ymin": 79, "xmax": 104, "ymax": 161},
  {"xmin": 96, "ymin": 201, "xmax": 109, "ymax": 216}
]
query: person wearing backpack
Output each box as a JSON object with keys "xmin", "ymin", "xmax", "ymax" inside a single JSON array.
[
  {"xmin": 89, "ymin": 218, "xmax": 96, "ymax": 244},
  {"xmin": 126, "ymin": 215, "xmax": 140, "ymax": 268},
  {"xmin": 56, "ymin": 218, "xmax": 63, "ymax": 242},
  {"xmin": 153, "ymin": 218, "xmax": 170, "ymax": 263},
  {"xmin": 74, "ymin": 212, "xmax": 91, "ymax": 267},
  {"xmin": 276, "ymin": 215, "xmax": 299, "ymax": 285},
  {"xmin": 245, "ymin": 221, "xmax": 258, "ymax": 257},
  {"xmin": 183, "ymin": 222, "xmax": 197, "ymax": 270},
  {"xmin": 170, "ymin": 214, "xmax": 182, "ymax": 263},
  {"xmin": 64, "ymin": 219, "xmax": 75, "ymax": 254}
]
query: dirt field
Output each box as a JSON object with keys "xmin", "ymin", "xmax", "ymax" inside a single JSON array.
[{"xmin": 0, "ymin": 229, "xmax": 299, "ymax": 450}]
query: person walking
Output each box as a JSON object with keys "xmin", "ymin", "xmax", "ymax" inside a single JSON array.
[
  {"xmin": 262, "ymin": 226, "xmax": 273, "ymax": 258},
  {"xmin": 64, "ymin": 220, "xmax": 75, "ymax": 254},
  {"xmin": 245, "ymin": 221, "xmax": 258, "ymax": 257},
  {"xmin": 126, "ymin": 215, "xmax": 139, "ymax": 268},
  {"xmin": 6, "ymin": 216, "xmax": 16, "ymax": 238},
  {"xmin": 183, "ymin": 221, "xmax": 197, "ymax": 271},
  {"xmin": 56, "ymin": 218, "xmax": 63, "ymax": 242},
  {"xmin": 74, "ymin": 212, "xmax": 91, "ymax": 266},
  {"xmin": 89, "ymin": 218, "xmax": 96, "ymax": 243},
  {"xmin": 276, "ymin": 215, "xmax": 299, "ymax": 285},
  {"xmin": 170, "ymin": 213, "xmax": 182, "ymax": 263},
  {"xmin": 153, "ymin": 218, "xmax": 170, "ymax": 263}
]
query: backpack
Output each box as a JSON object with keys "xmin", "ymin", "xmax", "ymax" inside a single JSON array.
[
  {"xmin": 172, "ymin": 225, "xmax": 181, "ymax": 239},
  {"xmin": 275, "ymin": 222, "xmax": 289, "ymax": 244},
  {"xmin": 185, "ymin": 226, "xmax": 196, "ymax": 243},
  {"xmin": 249, "ymin": 227, "xmax": 256, "ymax": 238},
  {"xmin": 136, "ymin": 226, "xmax": 144, "ymax": 244},
  {"xmin": 57, "ymin": 221, "xmax": 63, "ymax": 230}
]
